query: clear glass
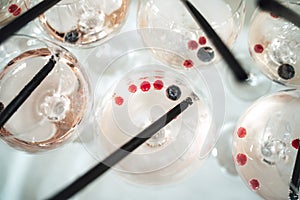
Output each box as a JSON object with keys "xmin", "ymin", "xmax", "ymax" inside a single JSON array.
[
  {"xmin": 0, "ymin": 0, "xmax": 30, "ymax": 27},
  {"xmin": 80, "ymin": 29, "xmax": 225, "ymax": 186},
  {"xmin": 137, "ymin": 0, "xmax": 246, "ymax": 69},
  {"xmin": 35, "ymin": 0, "xmax": 131, "ymax": 47},
  {"xmin": 0, "ymin": 34, "xmax": 92, "ymax": 153},
  {"xmin": 248, "ymin": 1, "xmax": 300, "ymax": 87},
  {"xmin": 232, "ymin": 89, "xmax": 300, "ymax": 199},
  {"xmin": 212, "ymin": 120, "xmax": 238, "ymax": 176},
  {"xmin": 222, "ymin": 51, "xmax": 273, "ymax": 101}
]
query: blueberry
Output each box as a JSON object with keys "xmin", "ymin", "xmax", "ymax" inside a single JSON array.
[
  {"xmin": 166, "ymin": 85, "xmax": 181, "ymax": 101},
  {"xmin": 277, "ymin": 64, "xmax": 295, "ymax": 80},
  {"xmin": 197, "ymin": 46, "xmax": 215, "ymax": 62},
  {"xmin": 64, "ymin": 30, "xmax": 79, "ymax": 43}
]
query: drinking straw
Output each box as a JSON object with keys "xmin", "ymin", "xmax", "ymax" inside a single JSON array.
[
  {"xmin": 258, "ymin": 1, "xmax": 300, "ymax": 198},
  {"xmin": 180, "ymin": 0, "xmax": 249, "ymax": 82},
  {"xmin": 0, "ymin": 0, "xmax": 62, "ymax": 43},
  {"xmin": 0, "ymin": 57, "xmax": 56, "ymax": 128},
  {"xmin": 290, "ymin": 142, "xmax": 300, "ymax": 200},
  {"xmin": 48, "ymin": 97, "xmax": 194, "ymax": 199},
  {"xmin": 258, "ymin": 0, "xmax": 300, "ymax": 28}
]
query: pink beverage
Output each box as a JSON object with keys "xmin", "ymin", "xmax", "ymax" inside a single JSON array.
[
  {"xmin": 233, "ymin": 90, "xmax": 300, "ymax": 199},
  {"xmin": 0, "ymin": 48, "xmax": 91, "ymax": 152},
  {"xmin": 248, "ymin": 2, "xmax": 300, "ymax": 86},
  {"xmin": 94, "ymin": 66, "xmax": 214, "ymax": 185},
  {"xmin": 38, "ymin": 0, "xmax": 130, "ymax": 46},
  {"xmin": 137, "ymin": 0, "xmax": 245, "ymax": 67}
]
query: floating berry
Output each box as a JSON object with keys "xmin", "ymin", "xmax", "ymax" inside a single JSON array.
[
  {"xmin": 128, "ymin": 84, "xmax": 137, "ymax": 93},
  {"xmin": 237, "ymin": 127, "xmax": 247, "ymax": 138},
  {"xmin": 277, "ymin": 64, "xmax": 295, "ymax": 80},
  {"xmin": 270, "ymin": 13, "xmax": 278, "ymax": 18},
  {"xmin": 8, "ymin": 4, "xmax": 18, "ymax": 13},
  {"xmin": 197, "ymin": 46, "xmax": 215, "ymax": 62},
  {"xmin": 198, "ymin": 36, "xmax": 207, "ymax": 45},
  {"xmin": 166, "ymin": 85, "xmax": 181, "ymax": 101},
  {"xmin": 254, "ymin": 44, "xmax": 264, "ymax": 54},
  {"xmin": 64, "ymin": 30, "xmax": 79, "ymax": 43},
  {"xmin": 140, "ymin": 81, "xmax": 151, "ymax": 92},
  {"xmin": 12, "ymin": 8, "xmax": 22, "ymax": 16},
  {"xmin": 292, "ymin": 139, "xmax": 300, "ymax": 149},
  {"xmin": 114, "ymin": 96, "xmax": 124, "ymax": 106},
  {"xmin": 153, "ymin": 80, "xmax": 164, "ymax": 90},
  {"xmin": 183, "ymin": 59, "xmax": 194, "ymax": 68},
  {"xmin": 188, "ymin": 40, "xmax": 198, "ymax": 50},
  {"xmin": 236, "ymin": 153, "xmax": 247, "ymax": 166},
  {"xmin": 249, "ymin": 179, "xmax": 260, "ymax": 191}
]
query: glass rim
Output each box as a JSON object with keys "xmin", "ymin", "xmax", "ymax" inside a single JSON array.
[{"xmin": 138, "ymin": 0, "xmax": 246, "ymax": 31}]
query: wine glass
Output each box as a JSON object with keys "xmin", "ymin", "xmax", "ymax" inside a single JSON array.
[
  {"xmin": 0, "ymin": 0, "xmax": 30, "ymax": 27},
  {"xmin": 249, "ymin": 1, "xmax": 299, "ymax": 87},
  {"xmin": 0, "ymin": 34, "xmax": 92, "ymax": 153},
  {"xmin": 81, "ymin": 28, "xmax": 226, "ymax": 185},
  {"xmin": 33, "ymin": 0, "xmax": 131, "ymax": 47},
  {"xmin": 223, "ymin": 1, "xmax": 299, "ymax": 101},
  {"xmin": 136, "ymin": 0, "xmax": 246, "ymax": 69},
  {"xmin": 232, "ymin": 89, "xmax": 300, "ymax": 199}
]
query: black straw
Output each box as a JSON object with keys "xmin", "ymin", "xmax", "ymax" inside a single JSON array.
[
  {"xmin": 0, "ymin": 0, "xmax": 62, "ymax": 44},
  {"xmin": 48, "ymin": 97, "xmax": 194, "ymax": 199},
  {"xmin": 290, "ymin": 141, "xmax": 300, "ymax": 200},
  {"xmin": 258, "ymin": 0, "xmax": 300, "ymax": 28},
  {"xmin": 180, "ymin": 0, "xmax": 249, "ymax": 82},
  {"xmin": 0, "ymin": 57, "xmax": 56, "ymax": 128}
]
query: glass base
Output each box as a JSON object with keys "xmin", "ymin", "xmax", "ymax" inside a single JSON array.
[
  {"xmin": 221, "ymin": 56, "xmax": 273, "ymax": 101},
  {"xmin": 212, "ymin": 121, "xmax": 238, "ymax": 176}
]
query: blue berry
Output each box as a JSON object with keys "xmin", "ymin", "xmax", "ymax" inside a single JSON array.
[
  {"xmin": 64, "ymin": 30, "xmax": 79, "ymax": 43},
  {"xmin": 278, "ymin": 64, "xmax": 295, "ymax": 80},
  {"xmin": 197, "ymin": 46, "xmax": 215, "ymax": 62},
  {"xmin": 166, "ymin": 85, "xmax": 181, "ymax": 101}
]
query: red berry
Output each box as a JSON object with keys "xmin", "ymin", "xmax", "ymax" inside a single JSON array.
[
  {"xmin": 249, "ymin": 179, "xmax": 260, "ymax": 191},
  {"xmin": 254, "ymin": 44, "xmax": 264, "ymax": 54},
  {"xmin": 128, "ymin": 84, "xmax": 137, "ymax": 93},
  {"xmin": 236, "ymin": 153, "xmax": 247, "ymax": 166},
  {"xmin": 237, "ymin": 127, "xmax": 247, "ymax": 138},
  {"xmin": 13, "ymin": 8, "xmax": 22, "ymax": 16},
  {"xmin": 183, "ymin": 59, "xmax": 194, "ymax": 68},
  {"xmin": 114, "ymin": 96, "xmax": 124, "ymax": 106},
  {"xmin": 270, "ymin": 13, "xmax": 278, "ymax": 18},
  {"xmin": 153, "ymin": 80, "xmax": 164, "ymax": 90},
  {"xmin": 140, "ymin": 81, "xmax": 151, "ymax": 92},
  {"xmin": 188, "ymin": 40, "xmax": 198, "ymax": 50},
  {"xmin": 292, "ymin": 139, "xmax": 300, "ymax": 149},
  {"xmin": 8, "ymin": 4, "xmax": 18, "ymax": 13},
  {"xmin": 198, "ymin": 36, "xmax": 207, "ymax": 45}
]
